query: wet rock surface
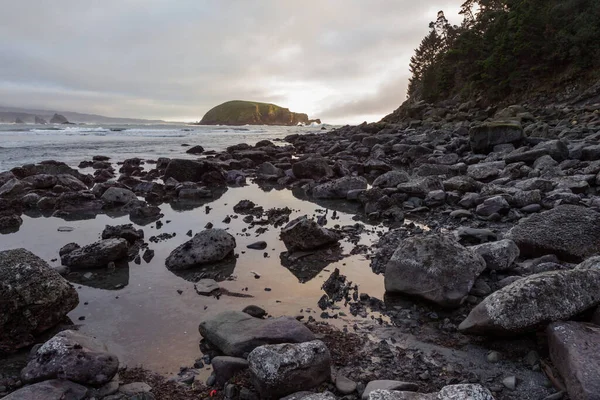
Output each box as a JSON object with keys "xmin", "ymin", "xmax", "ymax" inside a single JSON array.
[{"xmin": 165, "ymin": 229, "xmax": 236, "ymax": 270}]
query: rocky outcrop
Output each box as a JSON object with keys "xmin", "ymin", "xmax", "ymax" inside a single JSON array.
[
  {"xmin": 60, "ymin": 238, "xmax": 129, "ymax": 269},
  {"xmin": 200, "ymin": 100, "xmax": 319, "ymax": 126},
  {"xmin": 280, "ymin": 216, "xmax": 339, "ymax": 252},
  {"xmin": 508, "ymin": 205, "xmax": 600, "ymax": 262},
  {"xmin": 163, "ymin": 159, "xmax": 224, "ymax": 183},
  {"xmin": 198, "ymin": 311, "xmax": 315, "ymax": 357},
  {"xmin": 165, "ymin": 229, "xmax": 235, "ymax": 270},
  {"xmin": 384, "ymin": 235, "xmax": 486, "ymax": 307},
  {"xmin": 248, "ymin": 340, "xmax": 331, "ymax": 399},
  {"xmin": 49, "ymin": 113, "xmax": 69, "ymax": 124},
  {"xmin": 0, "ymin": 249, "xmax": 78, "ymax": 352}
]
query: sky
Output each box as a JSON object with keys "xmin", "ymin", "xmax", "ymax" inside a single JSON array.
[{"xmin": 0, "ymin": 1, "xmax": 463, "ymax": 125}]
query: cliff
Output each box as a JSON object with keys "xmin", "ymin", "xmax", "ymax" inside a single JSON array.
[{"xmin": 199, "ymin": 100, "xmax": 320, "ymax": 126}]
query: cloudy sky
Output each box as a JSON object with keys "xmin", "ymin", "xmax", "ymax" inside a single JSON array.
[{"xmin": 0, "ymin": 1, "xmax": 462, "ymax": 124}]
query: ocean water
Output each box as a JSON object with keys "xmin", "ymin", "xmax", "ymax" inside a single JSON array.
[{"xmin": 0, "ymin": 123, "xmax": 330, "ymax": 171}]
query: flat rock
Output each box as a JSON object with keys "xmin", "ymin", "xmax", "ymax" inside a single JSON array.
[
  {"xmin": 165, "ymin": 229, "xmax": 235, "ymax": 270},
  {"xmin": 280, "ymin": 216, "xmax": 339, "ymax": 252},
  {"xmin": 195, "ymin": 279, "xmax": 220, "ymax": 295},
  {"xmin": 198, "ymin": 311, "xmax": 315, "ymax": 357},
  {"xmin": 336, "ymin": 375, "xmax": 357, "ymax": 395},
  {"xmin": 459, "ymin": 267, "xmax": 600, "ymax": 334},
  {"xmin": 248, "ymin": 340, "xmax": 331, "ymax": 399},
  {"xmin": 508, "ymin": 205, "xmax": 600, "ymax": 262},
  {"xmin": 21, "ymin": 330, "xmax": 119, "ymax": 386},
  {"xmin": 384, "ymin": 234, "xmax": 486, "ymax": 307},
  {"xmin": 61, "ymin": 238, "xmax": 129, "ymax": 269},
  {"xmin": 547, "ymin": 321, "xmax": 600, "ymax": 400},
  {"xmin": 0, "ymin": 249, "xmax": 78, "ymax": 352},
  {"xmin": 2, "ymin": 379, "xmax": 88, "ymax": 400}
]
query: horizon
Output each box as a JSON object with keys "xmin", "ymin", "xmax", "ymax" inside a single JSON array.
[{"xmin": 1, "ymin": 1, "xmax": 462, "ymax": 125}]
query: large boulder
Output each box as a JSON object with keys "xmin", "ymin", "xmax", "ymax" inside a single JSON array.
[
  {"xmin": 459, "ymin": 267, "xmax": 600, "ymax": 335},
  {"xmin": 470, "ymin": 239, "xmax": 520, "ymax": 271},
  {"xmin": 248, "ymin": 340, "xmax": 331, "ymax": 399},
  {"xmin": 163, "ymin": 159, "xmax": 223, "ymax": 183},
  {"xmin": 469, "ymin": 121, "xmax": 523, "ymax": 153},
  {"xmin": 547, "ymin": 321, "xmax": 600, "ymax": 400},
  {"xmin": 312, "ymin": 176, "xmax": 367, "ymax": 199},
  {"xmin": 2, "ymin": 380, "xmax": 87, "ymax": 400},
  {"xmin": 508, "ymin": 205, "xmax": 600, "ymax": 262},
  {"xmin": 101, "ymin": 224, "xmax": 144, "ymax": 243},
  {"xmin": 21, "ymin": 330, "xmax": 119, "ymax": 386},
  {"xmin": 60, "ymin": 238, "xmax": 129, "ymax": 269},
  {"xmin": 384, "ymin": 235, "xmax": 486, "ymax": 308},
  {"xmin": 198, "ymin": 311, "xmax": 316, "ymax": 357},
  {"xmin": 280, "ymin": 216, "xmax": 339, "ymax": 251},
  {"xmin": 292, "ymin": 157, "xmax": 333, "ymax": 180},
  {"xmin": 165, "ymin": 229, "xmax": 235, "ymax": 270},
  {"xmin": 101, "ymin": 187, "xmax": 137, "ymax": 205},
  {"xmin": 0, "ymin": 249, "xmax": 78, "ymax": 352}
]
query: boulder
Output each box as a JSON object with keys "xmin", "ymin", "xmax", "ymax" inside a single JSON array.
[
  {"xmin": 212, "ymin": 356, "xmax": 249, "ymax": 386},
  {"xmin": 467, "ymin": 162, "xmax": 505, "ymax": 181},
  {"xmin": 508, "ymin": 205, "xmax": 600, "ymax": 262},
  {"xmin": 101, "ymin": 224, "xmax": 144, "ymax": 243},
  {"xmin": 186, "ymin": 145, "xmax": 205, "ymax": 154},
  {"xmin": 384, "ymin": 235, "xmax": 486, "ymax": 307},
  {"xmin": 459, "ymin": 267, "xmax": 600, "ymax": 334},
  {"xmin": 0, "ymin": 214, "xmax": 23, "ymax": 232},
  {"xmin": 101, "ymin": 187, "xmax": 138, "ymax": 205},
  {"xmin": 368, "ymin": 384, "xmax": 495, "ymax": 400},
  {"xmin": 475, "ymin": 196, "xmax": 510, "ymax": 217},
  {"xmin": 198, "ymin": 311, "xmax": 315, "ymax": 357},
  {"xmin": 280, "ymin": 216, "xmax": 339, "ymax": 251},
  {"xmin": 2, "ymin": 380, "xmax": 88, "ymax": 400},
  {"xmin": 292, "ymin": 157, "xmax": 333, "ymax": 180},
  {"xmin": 22, "ymin": 174, "xmax": 57, "ymax": 189},
  {"xmin": 248, "ymin": 340, "xmax": 331, "ymax": 399},
  {"xmin": 256, "ymin": 162, "xmax": 284, "ymax": 180},
  {"xmin": 362, "ymin": 381, "xmax": 419, "ymax": 400},
  {"xmin": 372, "ymin": 171, "xmax": 410, "ymax": 188},
  {"xmin": 163, "ymin": 159, "xmax": 223, "ymax": 183},
  {"xmin": 165, "ymin": 229, "xmax": 235, "ymax": 270},
  {"xmin": 312, "ymin": 176, "xmax": 367, "ymax": 199},
  {"xmin": 60, "ymin": 238, "xmax": 129, "ymax": 269},
  {"xmin": 0, "ymin": 249, "xmax": 78, "ymax": 352},
  {"xmin": 21, "ymin": 330, "xmax": 119, "ymax": 386},
  {"xmin": 547, "ymin": 321, "xmax": 600, "ymax": 400},
  {"xmin": 470, "ymin": 239, "xmax": 519, "ymax": 271},
  {"xmin": 396, "ymin": 177, "xmax": 443, "ymax": 198},
  {"xmin": 469, "ymin": 121, "xmax": 523, "ymax": 153}
]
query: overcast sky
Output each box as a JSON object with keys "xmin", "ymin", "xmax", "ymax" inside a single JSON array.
[{"xmin": 0, "ymin": 1, "xmax": 462, "ymax": 124}]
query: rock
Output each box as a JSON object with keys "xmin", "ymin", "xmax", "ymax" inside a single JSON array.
[
  {"xmin": 312, "ymin": 176, "xmax": 368, "ymax": 199},
  {"xmin": 0, "ymin": 179, "xmax": 26, "ymax": 197},
  {"xmin": 502, "ymin": 376, "xmax": 517, "ymax": 390},
  {"xmin": 61, "ymin": 238, "xmax": 129, "ymax": 269},
  {"xmin": 385, "ymin": 234, "xmax": 486, "ymax": 307},
  {"xmin": 247, "ymin": 241, "xmax": 267, "ymax": 250},
  {"xmin": 455, "ymin": 227, "xmax": 497, "ymax": 244},
  {"xmin": 256, "ymin": 162, "xmax": 284, "ymax": 180},
  {"xmin": 59, "ymin": 242, "xmax": 80, "ymax": 257},
  {"xmin": 101, "ymin": 187, "xmax": 138, "ymax": 205},
  {"xmin": 475, "ymin": 196, "xmax": 510, "ymax": 217},
  {"xmin": 186, "ymin": 145, "xmax": 205, "ymax": 154},
  {"xmin": 22, "ymin": 174, "xmax": 57, "ymax": 189},
  {"xmin": 212, "ymin": 356, "xmax": 249, "ymax": 386},
  {"xmin": 1, "ymin": 379, "xmax": 88, "ymax": 400},
  {"xmin": 301, "ymin": 393, "xmax": 337, "ymax": 400},
  {"xmin": 21, "ymin": 330, "xmax": 119, "ymax": 386},
  {"xmin": 292, "ymin": 157, "xmax": 333, "ymax": 180},
  {"xmin": 443, "ymin": 175, "xmax": 481, "ymax": 193},
  {"xmin": 280, "ymin": 216, "xmax": 339, "ymax": 252},
  {"xmin": 362, "ymin": 381, "xmax": 420, "ymax": 400},
  {"xmin": 547, "ymin": 321, "xmax": 600, "ymax": 400},
  {"xmin": 198, "ymin": 311, "xmax": 315, "ymax": 357},
  {"xmin": 0, "ymin": 249, "xmax": 78, "ymax": 352},
  {"xmin": 396, "ymin": 177, "xmax": 443, "ymax": 197},
  {"xmin": 243, "ymin": 305, "xmax": 267, "ymax": 318},
  {"xmin": 195, "ymin": 279, "xmax": 220, "ymax": 295},
  {"xmin": 0, "ymin": 214, "xmax": 23, "ymax": 232},
  {"xmin": 469, "ymin": 121, "xmax": 523, "ymax": 153},
  {"xmin": 367, "ymin": 390, "xmax": 429, "ymax": 399},
  {"xmin": 508, "ymin": 205, "xmax": 600, "ymax": 262},
  {"xmin": 165, "ymin": 229, "xmax": 236, "ymax": 270},
  {"xmin": 163, "ymin": 159, "xmax": 223, "ymax": 183},
  {"xmin": 470, "ymin": 239, "xmax": 520, "ymax": 271},
  {"xmin": 438, "ymin": 384, "xmax": 495, "ymax": 399},
  {"xmin": 373, "ymin": 171, "xmax": 410, "ymax": 188},
  {"xmin": 467, "ymin": 162, "xmax": 505, "ymax": 181},
  {"xmin": 248, "ymin": 340, "xmax": 331, "ymax": 398},
  {"xmin": 50, "ymin": 113, "xmax": 69, "ymax": 124},
  {"xmin": 119, "ymin": 382, "xmax": 152, "ymax": 396},
  {"xmin": 102, "ymin": 224, "xmax": 144, "ymax": 243},
  {"xmin": 178, "ymin": 187, "xmax": 212, "ymax": 200},
  {"xmin": 336, "ymin": 375, "xmax": 357, "ymax": 395},
  {"xmin": 459, "ymin": 267, "xmax": 600, "ymax": 334}
]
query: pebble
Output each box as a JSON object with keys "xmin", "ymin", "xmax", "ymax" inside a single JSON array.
[
  {"xmin": 335, "ymin": 374, "xmax": 357, "ymax": 394},
  {"xmin": 502, "ymin": 376, "xmax": 517, "ymax": 390}
]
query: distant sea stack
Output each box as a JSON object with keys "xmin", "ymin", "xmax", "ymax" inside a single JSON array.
[
  {"xmin": 49, "ymin": 113, "xmax": 70, "ymax": 124},
  {"xmin": 199, "ymin": 100, "xmax": 321, "ymax": 126},
  {"xmin": 34, "ymin": 116, "xmax": 47, "ymax": 124}
]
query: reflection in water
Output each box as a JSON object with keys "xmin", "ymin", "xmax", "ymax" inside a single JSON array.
[
  {"xmin": 66, "ymin": 261, "xmax": 130, "ymax": 290},
  {"xmin": 168, "ymin": 187, "xmax": 228, "ymax": 212},
  {"xmin": 280, "ymin": 245, "xmax": 344, "ymax": 283},
  {"xmin": 291, "ymin": 187, "xmax": 364, "ymax": 216},
  {"xmin": 168, "ymin": 255, "xmax": 237, "ymax": 283}
]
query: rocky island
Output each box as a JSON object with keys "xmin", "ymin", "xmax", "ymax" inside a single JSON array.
[{"xmin": 199, "ymin": 100, "xmax": 321, "ymax": 126}]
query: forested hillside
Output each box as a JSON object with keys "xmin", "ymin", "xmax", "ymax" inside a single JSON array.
[{"xmin": 407, "ymin": 0, "xmax": 600, "ymax": 104}]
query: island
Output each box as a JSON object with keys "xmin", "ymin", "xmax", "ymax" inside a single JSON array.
[{"xmin": 198, "ymin": 100, "xmax": 321, "ymax": 126}]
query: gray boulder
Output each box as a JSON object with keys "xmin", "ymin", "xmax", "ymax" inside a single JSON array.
[
  {"xmin": 475, "ymin": 196, "xmax": 510, "ymax": 217},
  {"xmin": 61, "ymin": 238, "xmax": 129, "ymax": 269},
  {"xmin": 470, "ymin": 239, "xmax": 519, "ymax": 271},
  {"xmin": 292, "ymin": 157, "xmax": 333, "ymax": 180},
  {"xmin": 165, "ymin": 229, "xmax": 235, "ymax": 270},
  {"xmin": 547, "ymin": 321, "xmax": 600, "ymax": 400},
  {"xmin": 163, "ymin": 159, "xmax": 224, "ymax": 183},
  {"xmin": 469, "ymin": 121, "xmax": 523, "ymax": 153},
  {"xmin": 467, "ymin": 162, "xmax": 505, "ymax": 181},
  {"xmin": 101, "ymin": 187, "xmax": 138, "ymax": 205},
  {"xmin": 0, "ymin": 249, "xmax": 78, "ymax": 352},
  {"xmin": 2, "ymin": 380, "xmax": 88, "ymax": 400},
  {"xmin": 459, "ymin": 268, "xmax": 600, "ymax": 334},
  {"xmin": 362, "ymin": 381, "xmax": 419, "ymax": 400},
  {"xmin": 373, "ymin": 171, "xmax": 410, "ymax": 188},
  {"xmin": 385, "ymin": 235, "xmax": 486, "ymax": 307},
  {"xmin": 396, "ymin": 177, "xmax": 443, "ymax": 198},
  {"xmin": 211, "ymin": 356, "xmax": 249, "ymax": 386},
  {"xmin": 22, "ymin": 174, "xmax": 57, "ymax": 189},
  {"xmin": 101, "ymin": 224, "xmax": 144, "ymax": 243},
  {"xmin": 313, "ymin": 176, "xmax": 367, "ymax": 199},
  {"xmin": 508, "ymin": 205, "xmax": 600, "ymax": 262},
  {"xmin": 198, "ymin": 311, "xmax": 315, "ymax": 357},
  {"xmin": 21, "ymin": 330, "xmax": 119, "ymax": 386},
  {"xmin": 257, "ymin": 162, "xmax": 284, "ymax": 180},
  {"xmin": 367, "ymin": 384, "xmax": 495, "ymax": 399},
  {"xmin": 280, "ymin": 216, "xmax": 339, "ymax": 251},
  {"xmin": 248, "ymin": 340, "xmax": 331, "ymax": 399}
]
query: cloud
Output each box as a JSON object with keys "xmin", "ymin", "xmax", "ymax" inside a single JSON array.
[{"xmin": 0, "ymin": 0, "xmax": 463, "ymax": 123}]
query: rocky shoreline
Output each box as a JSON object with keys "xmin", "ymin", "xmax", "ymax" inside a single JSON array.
[{"xmin": 2, "ymin": 101, "xmax": 600, "ymax": 399}]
